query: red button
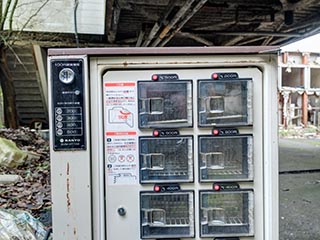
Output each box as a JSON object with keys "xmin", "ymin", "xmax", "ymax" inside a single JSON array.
[
  {"xmin": 212, "ymin": 73, "xmax": 219, "ymax": 79},
  {"xmin": 152, "ymin": 74, "xmax": 158, "ymax": 81},
  {"xmin": 213, "ymin": 129, "xmax": 219, "ymax": 135},
  {"xmin": 213, "ymin": 184, "xmax": 221, "ymax": 191},
  {"xmin": 154, "ymin": 185, "xmax": 161, "ymax": 192}
]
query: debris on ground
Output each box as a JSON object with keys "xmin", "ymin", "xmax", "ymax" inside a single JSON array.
[
  {"xmin": 0, "ymin": 208, "xmax": 47, "ymax": 240},
  {"xmin": 279, "ymin": 125, "xmax": 320, "ymax": 139},
  {"xmin": 0, "ymin": 128, "xmax": 51, "ymax": 223},
  {"xmin": 0, "ymin": 137, "xmax": 28, "ymax": 168}
]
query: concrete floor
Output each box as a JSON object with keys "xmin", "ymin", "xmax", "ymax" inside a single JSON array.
[{"xmin": 279, "ymin": 138, "xmax": 320, "ymax": 240}]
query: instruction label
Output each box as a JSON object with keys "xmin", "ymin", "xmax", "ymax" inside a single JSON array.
[
  {"xmin": 104, "ymin": 82, "xmax": 138, "ymax": 185},
  {"xmin": 105, "ymin": 132, "xmax": 138, "ymax": 185}
]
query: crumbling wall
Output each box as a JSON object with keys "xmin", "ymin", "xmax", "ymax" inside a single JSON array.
[{"xmin": 279, "ymin": 51, "xmax": 320, "ymax": 128}]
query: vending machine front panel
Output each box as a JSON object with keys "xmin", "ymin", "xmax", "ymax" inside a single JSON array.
[
  {"xmin": 198, "ymin": 78, "xmax": 253, "ymax": 127},
  {"xmin": 199, "ymin": 135, "xmax": 253, "ymax": 181},
  {"xmin": 138, "ymin": 80, "xmax": 193, "ymax": 128},
  {"xmin": 140, "ymin": 191, "xmax": 195, "ymax": 239},
  {"xmin": 200, "ymin": 190, "xmax": 254, "ymax": 238},
  {"xmin": 139, "ymin": 136, "xmax": 193, "ymax": 183},
  {"xmin": 49, "ymin": 48, "xmax": 279, "ymax": 240}
]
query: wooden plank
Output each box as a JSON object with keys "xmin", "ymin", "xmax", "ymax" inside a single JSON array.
[
  {"xmin": 11, "ymin": 72, "xmax": 37, "ymax": 79},
  {"xmin": 33, "ymin": 45, "xmax": 48, "ymax": 109},
  {"xmin": 151, "ymin": 0, "xmax": 196, "ymax": 47},
  {"xmin": 6, "ymin": 55, "xmax": 34, "ymax": 63},
  {"xmin": 15, "ymin": 88, "xmax": 41, "ymax": 95},
  {"xmin": 176, "ymin": 31, "xmax": 213, "ymax": 46},
  {"xmin": 18, "ymin": 113, "xmax": 47, "ymax": 119},
  {"xmin": 107, "ymin": 3, "xmax": 121, "ymax": 43},
  {"xmin": 159, "ymin": 0, "xmax": 208, "ymax": 47},
  {"xmin": 16, "ymin": 101, "xmax": 45, "ymax": 107},
  {"xmin": 8, "ymin": 63, "xmax": 37, "ymax": 72},
  {"xmin": 17, "ymin": 107, "xmax": 46, "ymax": 113},
  {"xmin": 15, "ymin": 95, "xmax": 42, "ymax": 101},
  {"xmin": 13, "ymin": 81, "xmax": 39, "ymax": 88}
]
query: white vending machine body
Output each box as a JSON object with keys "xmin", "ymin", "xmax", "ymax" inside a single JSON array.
[{"xmin": 48, "ymin": 47, "xmax": 279, "ymax": 240}]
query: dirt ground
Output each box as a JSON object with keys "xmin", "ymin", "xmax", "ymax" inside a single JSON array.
[{"xmin": 279, "ymin": 138, "xmax": 320, "ymax": 240}]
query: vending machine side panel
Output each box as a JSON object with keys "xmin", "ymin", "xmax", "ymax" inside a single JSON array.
[{"xmin": 48, "ymin": 56, "xmax": 92, "ymax": 240}]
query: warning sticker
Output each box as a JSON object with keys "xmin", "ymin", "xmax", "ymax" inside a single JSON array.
[
  {"xmin": 105, "ymin": 132, "xmax": 138, "ymax": 185},
  {"xmin": 104, "ymin": 82, "xmax": 136, "ymax": 130},
  {"xmin": 104, "ymin": 82, "xmax": 138, "ymax": 185}
]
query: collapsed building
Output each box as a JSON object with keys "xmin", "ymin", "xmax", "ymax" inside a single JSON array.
[{"xmin": 279, "ymin": 51, "xmax": 320, "ymax": 128}]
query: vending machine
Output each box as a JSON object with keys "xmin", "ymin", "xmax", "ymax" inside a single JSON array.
[{"xmin": 48, "ymin": 47, "xmax": 279, "ymax": 240}]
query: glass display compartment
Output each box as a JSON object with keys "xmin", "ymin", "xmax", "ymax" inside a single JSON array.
[
  {"xmin": 138, "ymin": 81, "xmax": 193, "ymax": 128},
  {"xmin": 140, "ymin": 191, "xmax": 194, "ymax": 239},
  {"xmin": 198, "ymin": 79, "xmax": 253, "ymax": 126},
  {"xmin": 139, "ymin": 136, "xmax": 193, "ymax": 183},
  {"xmin": 200, "ymin": 190, "xmax": 254, "ymax": 237},
  {"xmin": 199, "ymin": 135, "xmax": 253, "ymax": 182}
]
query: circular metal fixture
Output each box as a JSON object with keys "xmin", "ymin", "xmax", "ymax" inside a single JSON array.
[{"xmin": 59, "ymin": 68, "xmax": 75, "ymax": 84}]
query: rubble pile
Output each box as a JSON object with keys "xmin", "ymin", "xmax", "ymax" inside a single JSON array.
[
  {"xmin": 279, "ymin": 126, "xmax": 320, "ymax": 139},
  {"xmin": 0, "ymin": 128, "xmax": 51, "ymax": 220}
]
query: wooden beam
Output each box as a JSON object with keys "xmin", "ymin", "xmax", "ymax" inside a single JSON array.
[
  {"xmin": 142, "ymin": 23, "xmax": 160, "ymax": 47},
  {"xmin": 142, "ymin": 2, "xmax": 176, "ymax": 47},
  {"xmin": 223, "ymin": 36, "xmax": 245, "ymax": 46},
  {"xmin": 261, "ymin": 23, "xmax": 283, "ymax": 45},
  {"xmin": 194, "ymin": 21, "xmax": 236, "ymax": 31},
  {"xmin": 159, "ymin": 0, "xmax": 208, "ymax": 47},
  {"xmin": 189, "ymin": 30, "xmax": 302, "ymax": 37},
  {"xmin": 237, "ymin": 36, "xmax": 266, "ymax": 45},
  {"xmin": 177, "ymin": 31, "xmax": 213, "ymax": 46},
  {"xmin": 151, "ymin": 0, "xmax": 196, "ymax": 47},
  {"xmin": 269, "ymin": 37, "xmax": 292, "ymax": 45},
  {"xmin": 117, "ymin": 0, "xmax": 185, "ymax": 6},
  {"xmin": 136, "ymin": 29, "xmax": 145, "ymax": 47},
  {"xmin": 106, "ymin": 1, "xmax": 121, "ymax": 43},
  {"xmin": 109, "ymin": 5, "xmax": 121, "ymax": 43},
  {"xmin": 105, "ymin": 0, "xmax": 114, "ymax": 37},
  {"xmin": 33, "ymin": 45, "xmax": 48, "ymax": 117}
]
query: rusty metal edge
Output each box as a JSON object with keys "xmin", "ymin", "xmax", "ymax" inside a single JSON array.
[{"xmin": 48, "ymin": 46, "xmax": 280, "ymax": 56}]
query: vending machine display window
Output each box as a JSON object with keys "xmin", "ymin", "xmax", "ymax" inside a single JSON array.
[
  {"xmin": 138, "ymin": 81, "xmax": 193, "ymax": 128},
  {"xmin": 139, "ymin": 136, "xmax": 193, "ymax": 183},
  {"xmin": 140, "ymin": 191, "xmax": 195, "ymax": 239},
  {"xmin": 200, "ymin": 190, "xmax": 254, "ymax": 238},
  {"xmin": 198, "ymin": 79, "xmax": 253, "ymax": 126},
  {"xmin": 199, "ymin": 135, "xmax": 253, "ymax": 181}
]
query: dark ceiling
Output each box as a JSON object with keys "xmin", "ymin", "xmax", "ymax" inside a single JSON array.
[{"xmin": 104, "ymin": 0, "xmax": 320, "ymax": 47}]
